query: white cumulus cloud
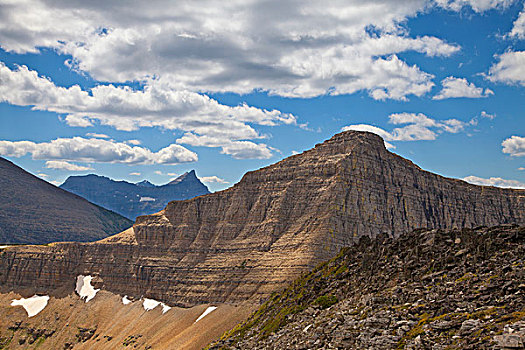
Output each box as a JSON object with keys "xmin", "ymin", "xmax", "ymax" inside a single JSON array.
[
  {"xmin": 342, "ymin": 112, "xmax": 468, "ymax": 147},
  {"xmin": 85, "ymin": 133, "xmax": 109, "ymax": 139},
  {"xmin": 433, "ymin": 77, "xmax": 493, "ymax": 100},
  {"xmin": 0, "ymin": 62, "xmax": 291, "ymax": 159},
  {"xmin": 480, "ymin": 111, "xmax": 496, "ymax": 120},
  {"xmin": 462, "ymin": 175, "xmax": 525, "ymax": 189},
  {"xmin": 0, "ymin": 1, "xmax": 460, "ymax": 101},
  {"xmin": 502, "ymin": 136, "xmax": 525, "ymax": 157},
  {"xmin": 509, "ymin": 5, "xmax": 525, "ymax": 38},
  {"xmin": 45, "ymin": 160, "xmax": 94, "ymax": 171},
  {"xmin": 0, "ymin": 137, "xmax": 198, "ymax": 164},
  {"xmin": 487, "ymin": 51, "xmax": 525, "ymax": 86},
  {"xmin": 176, "ymin": 133, "xmax": 274, "ymax": 159},
  {"xmin": 200, "ymin": 176, "xmax": 230, "ymax": 184},
  {"xmin": 435, "ymin": 0, "xmax": 515, "ymax": 12}
]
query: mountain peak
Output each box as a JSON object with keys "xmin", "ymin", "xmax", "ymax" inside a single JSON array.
[
  {"xmin": 60, "ymin": 169, "xmax": 209, "ymax": 219},
  {"xmin": 168, "ymin": 170, "xmax": 198, "ymax": 185},
  {"xmin": 311, "ymin": 130, "xmax": 387, "ymax": 157},
  {"xmin": 136, "ymin": 180, "xmax": 155, "ymax": 188}
]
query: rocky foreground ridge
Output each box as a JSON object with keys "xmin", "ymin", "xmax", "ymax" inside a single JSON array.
[
  {"xmin": 0, "ymin": 131, "xmax": 524, "ymax": 307},
  {"xmin": 209, "ymin": 225, "xmax": 525, "ymax": 350}
]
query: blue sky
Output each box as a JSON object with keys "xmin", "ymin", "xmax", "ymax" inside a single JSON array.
[{"xmin": 0, "ymin": 0, "xmax": 524, "ymax": 191}]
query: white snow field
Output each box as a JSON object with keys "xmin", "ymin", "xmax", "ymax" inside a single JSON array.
[
  {"xmin": 75, "ymin": 275, "xmax": 100, "ymax": 302},
  {"xmin": 122, "ymin": 295, "xmax": 132, "ymax": 305},
  {"xmin": 142, "ymin": 298, "xmax": 171, "ymax": 313},
  {"xmin": 142, "ymin": 298, "xmax": 160, "ymax": 311},
  {"xmin": 194, "ymin": 306, "xmax": 217, "ymax": 323},
  {"xmin": 161, "ymin": 303, "xmax": 171, "ymax": 314},
  {"xmin": 11, "ymin": 295, "xmax": 50, "ymax": 317}
]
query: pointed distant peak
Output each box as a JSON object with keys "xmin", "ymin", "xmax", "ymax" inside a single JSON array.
[
  {"xmin": 136, "ymin": 180, "xmax": 155, "ymax": 188},
  {"xmin": 168, "ymin": 170, "xmax": 198, "ymax": 185}
]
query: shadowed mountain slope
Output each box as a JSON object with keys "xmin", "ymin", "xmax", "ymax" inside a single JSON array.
[
  {"xmin": 0, "ymin": 131, "xmax": 523, "ymax": 307},
  {"xmin": 60, "ymin": 170, "xmax": 210, "ymax": 220},
  {"xmin": 0, "ymin": 157, "xmax": 132, "ymax": 244}
]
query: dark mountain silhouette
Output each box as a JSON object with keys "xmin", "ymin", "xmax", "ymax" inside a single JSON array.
[
  {"xmin": 0, "ymin": 157, "xmax": 132, "ymax": 244},
  {"xmin": 60, "ymin": 170, "xmax": 210, "ymax": 220}
]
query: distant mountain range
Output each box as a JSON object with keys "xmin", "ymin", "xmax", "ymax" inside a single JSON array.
[
  {"xmin": 60, "ymin": 171, "xmax": 210, "ymax": 220},
  {"xmin": 0, "ymin": 157, "xmax": 132, "ymax": 244}
]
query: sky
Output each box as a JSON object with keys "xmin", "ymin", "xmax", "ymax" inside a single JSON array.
[{"xmin": 0, "ymin": 0, "xmax": 524, "ymax": 192}]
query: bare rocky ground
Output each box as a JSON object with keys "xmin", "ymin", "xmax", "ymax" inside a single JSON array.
[
  {"xmin": 208, "ymin": 225, "xmax": 525, "ymax": 349},
  {"xmin": 0, "ymin": 290, "xmax": 254, "ymax": 349}
]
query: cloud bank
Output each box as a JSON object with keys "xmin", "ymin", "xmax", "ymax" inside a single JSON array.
[
  {"xmin": 0, "ymin": 62, "xmax": 290, "ymax": 159},
  {"xmin": 0, "ymin": 137, "xmax": 198, "ymax": 165},
  {"xmin": 462, "ymin": 175, "xmax": 525, "ymax": 189},
  {"xmin": 0, "ymin": 1, "xmax": 462, "ymax": 101},
  {"xmin": 433, "ymin": 77, "xmax": 493, "ymax": 100},
  {"xmin": 343, "ymin": 112, "xmax": 468, "ymax": 148}
]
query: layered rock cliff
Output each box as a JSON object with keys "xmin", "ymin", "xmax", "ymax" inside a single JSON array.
[{"xmin": 1, "ymin": 131, "xmax": 524, "ymax": 307}]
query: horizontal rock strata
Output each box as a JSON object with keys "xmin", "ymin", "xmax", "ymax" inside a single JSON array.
[{"xmin": 1, "ymin": 131, "xmax": 524, "ymax": 306}]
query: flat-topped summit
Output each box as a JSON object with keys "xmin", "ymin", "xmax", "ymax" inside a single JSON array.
[{"xmin": 1, "ymin": 131, "xmax": 524, "ymax": 307}]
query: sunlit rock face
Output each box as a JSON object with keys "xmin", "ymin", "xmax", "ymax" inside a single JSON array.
[{"xmin": 0, "ymin": 131, "xmax": 523, "ymax": 307}]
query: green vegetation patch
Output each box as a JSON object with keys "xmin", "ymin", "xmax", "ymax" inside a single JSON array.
[{"xmin": 314, "ymin": 294, "xmax": 338, "ymax": 309}]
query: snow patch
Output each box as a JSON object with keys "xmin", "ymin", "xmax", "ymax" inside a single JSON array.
[
  {"xmin": 303, "ymin": 324, "xmax": 312, "ymax": 332},
  {"xmin": 0, "ymin": 245, "xmax": 10, "ymax": 249},
  {"xmin": 142, "ymin": 298, "xmax": 171, "ymax": 313},
  {"xmin": 75, "ymin": 275, "xmax": 99, "ymax": 302},
  {"xmin": 161, "ymin": 303, "xmax": 171, "ymax": 314},
  {"xmin": 11, "ymin": 295, "xmax": 49, "ymax": 317},
  {"xmin": 142, "ymin": 298, "xmax": 160, "ymax": 311},
  {"xmin": 139, "ymin": 197, "xmax": 156, "ymax": 202},
  {"xmin": 194, "ymin": 306, "xmax": 217, "ymax": 323},
  {"xmin": 122, "ymin": 296, "xmax": 132, "ymax": 305}
]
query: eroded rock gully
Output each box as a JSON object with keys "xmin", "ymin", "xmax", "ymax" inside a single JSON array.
[{"xmin": 1, "ymin": 131, "xmax": 523, "ymax": 307}]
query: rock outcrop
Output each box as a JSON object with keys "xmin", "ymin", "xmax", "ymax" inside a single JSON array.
[
  {"xmin": 0, "ymin": 157, "xmax": 132, "ymax": 244},
  {"xmin": 1, "ymin": 131, "xmax": 524, "ymax": 306},
  {"xmin": 208, "ymin": 225, "xmax": 525, "ymax": 349},
  {"xmin": 60, "ymin": 170, "xmax": 210, "ymax": 220}
]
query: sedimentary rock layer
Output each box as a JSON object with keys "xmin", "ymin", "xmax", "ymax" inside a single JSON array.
[{"xmin": 1, "ymin": 131, "xmax": 523, "ymax": 306}]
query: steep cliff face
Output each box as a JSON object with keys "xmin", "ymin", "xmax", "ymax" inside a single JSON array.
[{"xmin": 1, "ymin": 131, "xmax": 524, "ymax": 307}]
